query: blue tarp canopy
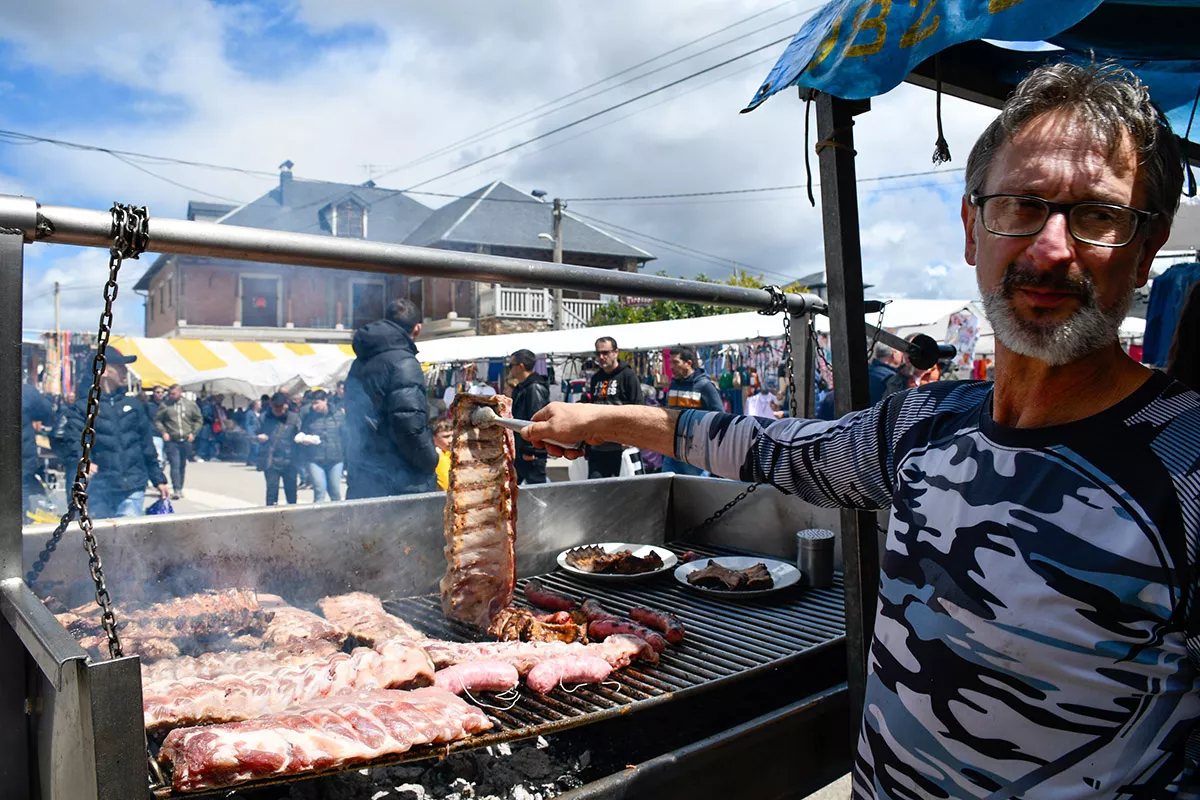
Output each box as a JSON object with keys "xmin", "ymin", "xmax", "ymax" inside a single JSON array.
[{"xmin": 744, "ymin": 0, "xmax": 1200, "ymax": 150}]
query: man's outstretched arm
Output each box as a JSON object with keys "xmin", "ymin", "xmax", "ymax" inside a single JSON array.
[{"xmin": 524, "ymin": 403, "xmax": 677, "ymax": 460}]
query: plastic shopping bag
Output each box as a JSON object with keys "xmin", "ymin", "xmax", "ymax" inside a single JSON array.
[{"xmin": 146, "ymin": 497, "xmax": 174, "ymax": 515}]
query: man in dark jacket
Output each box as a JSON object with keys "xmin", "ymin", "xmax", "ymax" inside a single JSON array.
[
  {"xmin": 154, "ymin": 384, "xmax": 203, "ymax": 500},
  {"xmin": 145, "ymin": 384, "xmax": 166, "ymax": 468},
  {"xmin": 509, "ymin": 348, "xmax": 550, "ymax": 485},
  {"xmin": 53, "ymin": 349, "xmax": 169, "ymax": 519},
  {"xmin": 298, "ymin": 389, "xmax": 345, "ymax": 502},
  {"xmin": 585, "ymin": 336, "xmax": 642, "ymax": 479},
  {"xmin": 343, "ymin": 299, "xmax": 438, "ymax": 498},
  {"xmin": 867, "ymin": 342, "xmax": 907, "ymax": 404},
  {"xmin": 663, "ymin": 345, "xmax": 722, "ymax": 476},
  {"xmin": 256, "ymin": 392, "xmax": 302, "ymax": 506},
  {"xmin": 22, "ymin": 383, "xmax": 54, "ymax": 520}
]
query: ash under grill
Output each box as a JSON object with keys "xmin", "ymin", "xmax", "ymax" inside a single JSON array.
[{"xmin": 153, "ymin": 542, "xmax": 845, "ymax": 797}]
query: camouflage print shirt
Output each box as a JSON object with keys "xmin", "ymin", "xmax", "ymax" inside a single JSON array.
[{"xmin": 674, "ymin": 373, "xmax": 1200, "ymax": 799}]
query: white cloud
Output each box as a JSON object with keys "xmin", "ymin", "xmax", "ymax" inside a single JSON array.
[{"xmin": 2, "ymin": 0, "xmax": 1001, "ymax": 339}]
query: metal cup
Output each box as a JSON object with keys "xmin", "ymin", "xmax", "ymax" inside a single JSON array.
[{"xmin": 795, "ymin": 529, "xmax": 835, "ymax": 589}]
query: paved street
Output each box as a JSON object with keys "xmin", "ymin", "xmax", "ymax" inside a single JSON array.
[{"xmin": 153, "ymin": 458, "xmax": 333, "ymax": 513}]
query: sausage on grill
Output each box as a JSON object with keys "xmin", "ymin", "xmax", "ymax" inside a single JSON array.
[
  {"xmin": 587, "ymin": 619, "xmax": 668, "ymax": 653},
  {"xmin": 526, "ymin": 655, "xmax": 614, "ymax": 694},
  {"xmin": 628, "ymin": 607, "xmax": 685, "ymax": 644},
  {"xmin": 524, "ymin": 579, "xmax": 578, "ymax": 611}
]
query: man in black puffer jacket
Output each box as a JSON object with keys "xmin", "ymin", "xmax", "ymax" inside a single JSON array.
[
  {"xmin": 343, "ymin": 299, "xmax": 438, "ymax": 498},
  {"xmin": 509, "ymin": 348, "xmax": 550, "ymax": 485},
  {"xmin": 53, "ymin": 349, "xmax": 168, "ymax": 519}
]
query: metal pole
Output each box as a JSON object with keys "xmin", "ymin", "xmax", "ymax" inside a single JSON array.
[
  {"xmin": 552, "ymin": 199, "xmax": 564, "ymax": 330},
  {"xmin": 815, "ymin": 92, "xmax": 879, "ymax": 737},
  {"xmin": 0, "ymin": 197, "xmax": 824, "ymax": 318},
  {"xmin": 0, "ymin": 228, "xmax": 29, "ymax": 798},
  {"xmin": 790, "ymin": 313, "xmax": 816, "ymax": 418}
]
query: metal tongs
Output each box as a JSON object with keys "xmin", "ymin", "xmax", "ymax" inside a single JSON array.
[{"xmin": 470, "ymin": 406, "xmax": 581, "ymax": 451}]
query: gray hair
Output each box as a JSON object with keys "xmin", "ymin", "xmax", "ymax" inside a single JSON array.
[
  {"xmin": 872, "ymin": 341, "xmax": 895, "ymax": 361},
  {"xmin": 965, "ymin": 61, "xmax": 1183, "ymax": 230}
]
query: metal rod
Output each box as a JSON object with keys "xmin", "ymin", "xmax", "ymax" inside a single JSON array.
[
  {"xmin": 4, "ymin": 197, "xmax": 826, "ymax": 317},
  {"xmin": 815, "ymin": 92, "xmax": 879, "ymax": 738},
  {"xmin": 790, "ymin": 313, "xmax": 816, "ymax": 418},
  {"xmin": 0, "ymin": 230, "xmax": 23, "ymax": 569}
]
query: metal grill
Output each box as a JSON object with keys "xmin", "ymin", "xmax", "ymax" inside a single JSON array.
[{"xmin": 153, "ymin": 541, "xmax": 844, "ymax": 796}]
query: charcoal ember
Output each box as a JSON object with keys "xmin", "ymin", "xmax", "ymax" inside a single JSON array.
[{"xmin": 686, "ymin": 560, "xmax": 774, "ymax": 591}]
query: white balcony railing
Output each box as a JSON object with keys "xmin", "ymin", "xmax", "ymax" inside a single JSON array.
[{"xmin": 480, "ymin": 285, "xmax": 606, "ymax": 328}]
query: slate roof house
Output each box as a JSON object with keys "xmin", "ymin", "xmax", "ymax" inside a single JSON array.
[{"xmin": 134, "ymin": 164, "xmax": 654, "ymax": 341}]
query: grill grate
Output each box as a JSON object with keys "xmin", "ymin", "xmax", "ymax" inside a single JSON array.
[
  {"xmin": 153, "ymin": 541, "xmax": 844, "ymax": 797},
  {"xmin": 382, "ymin": 541, "xmax": 845, "ymax": 743}
]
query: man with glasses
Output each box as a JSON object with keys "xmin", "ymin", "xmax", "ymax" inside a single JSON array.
[
  {"xmin": 526, "ymin": 63, "xmax": 1200, "ymax": 798},
  {"xmin": 585, "ymin": 336, "xmax": 641, "ymax": 478}
]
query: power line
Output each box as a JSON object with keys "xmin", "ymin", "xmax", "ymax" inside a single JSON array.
[
  {"xmin": 401, "ymin": 32, "xmax": 798, "ymax": 192},
  {"xmin": 565, "ymin": 167, "xmax": 966, "ymax": 203},
  {"xmin": 108, "ymin": 152, "xmax": 247, "ymax": 204},
  {"xmin": 372, "ymin": 2, "xmax": 815, "ymax": 182},
  {"xmin": 0, "ymin": 129, "xmax": 277, "ymax": 179}
]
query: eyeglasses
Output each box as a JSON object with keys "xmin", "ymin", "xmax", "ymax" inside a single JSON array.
[{"xmin": 970, "ymin": 193, "xmax": 1157, "ymax": 248}]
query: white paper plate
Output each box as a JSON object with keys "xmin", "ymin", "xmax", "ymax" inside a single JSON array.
[
  {"xmin": 674, "ymin": 556, "xmax": 801, "ymax": 599},
  {"xmin": 556, "ymin": 542, "xmax": 678, "ymax": 582}
]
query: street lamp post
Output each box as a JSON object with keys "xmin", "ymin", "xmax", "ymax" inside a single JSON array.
[{"xmin": 551, "ymin": 198, "xmax": 564, "ymax": 330}]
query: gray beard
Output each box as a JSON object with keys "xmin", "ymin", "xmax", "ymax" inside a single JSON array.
[{"xmin": 979, "ymin": 266, "xmax": 1135, "ymax": 367}]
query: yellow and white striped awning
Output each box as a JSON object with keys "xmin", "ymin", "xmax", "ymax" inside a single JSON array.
[{"xmin": 110, "ymin": 336, "xmax": 356, "ymax": 399}]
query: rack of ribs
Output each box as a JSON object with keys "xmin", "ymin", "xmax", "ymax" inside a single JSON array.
[
  {"xmin": 420, "ymin": 633, "xmax": 654, "ymax": 676},
  {"xmin": 317, "ymin": 592, "xmax": 427, "ymax": 647},
  {"xmin": 57, "ymin": 588, "xmax": 269, "ymax": 640},
  {"xmin": 262, "ymin": 606, "xmax": 348, "ymax": 648},
  {"xmin": 158, "ymin": 687, "xmax": 493, "ymax": 793},
  {"xmin": 440, "ymin": 395, "xmax": 517, "ymax": 629},
  {"xmin": 140, "ymin": 641, "xmax": 341, "ymax": 684},
  {"xmin": 142, "ymin": 640, "xmax": 435, "ymax": 734}
]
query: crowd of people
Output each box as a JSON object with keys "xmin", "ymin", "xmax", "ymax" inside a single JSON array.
[{"xmin": 19, "ymin": 275, "xmax": 1198, "ymax": 524}]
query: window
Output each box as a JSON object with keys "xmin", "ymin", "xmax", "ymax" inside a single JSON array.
[
  {"xmin": 158, "ymin": 286, "xmax": 165, "ymax": 315},
  {"xmin": 168, "ymin": 277, "xmax": 173, "ymax": 308},
  {"xmin": 333, "ymin": 201, "xmax": 366, "ymax": 238},
  {"xmin": 407, "ymin": 278, "xmax": 423, "ymax": 317},
  {"xmin": 349, "ymin": 279, "xmax": 385, "ymax": 327},
  {"xmin": 239, "ymin": 274, "xmax": 282, "ymax": 327}
]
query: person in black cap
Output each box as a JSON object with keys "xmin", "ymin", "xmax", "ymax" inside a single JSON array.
[
  {"xmin": 255, "ymin": 391, "xmax": 302, "ymax": 506},
  {"xmin": 342, "ymin": 298, "xmax": 438, "ymax": 498},
  {"xmin": 52, "ymin": 347, "xmax": 169, "ymax": 518}
]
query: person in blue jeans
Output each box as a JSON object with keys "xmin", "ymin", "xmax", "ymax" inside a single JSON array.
[
  {"xmin": 298, "ymin": 389, "xmax": 345, "ymax": 502},
  {"xmin": 53, "ymin": 348, "xmax": 169, "ymax": 518}
]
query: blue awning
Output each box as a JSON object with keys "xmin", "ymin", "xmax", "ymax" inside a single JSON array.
[{"xmin": 744, "ymin": 0, "xmax": 1200, "ymax": 143}]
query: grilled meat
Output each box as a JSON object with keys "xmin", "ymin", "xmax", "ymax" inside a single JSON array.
[
  {"xmin": 61, "ymin": 588, "xmax": 267, "ymax": 638},
  {"xmin": 140, "ymin": 641, "xmax": 341, "ymax": 684},
  {"xmin": 262, "ymin": 605, "xmax": 348, "ymax": 648},
  {"xmin": 581, "ymin": 599, "xmax": 620, "ymax": 623},
  {"xmin": 78, "ymin": 633, "xmax": 181, "ymax": 661},
  {"xmin": 158, "ymin": 687, "xmax": 493, "ymax": 793},
  {"xmin": 587, "ymin": 619, "xmax": 668, "ymax": 652},
  {"xmin": 486, "ymin": 606, "xmax": 587, "ymax": 644},
  {"xmin": 142, "ymin": 640, "xmax": 435, "ymax": 734},
  {"xmin": 526, "ymin": 655, "xmax": 614, "ymax": 694},
  {"xmin": 420, "ymin": 633, "xmax": 654, "ymax": 675},
  {"xmin": 317, "ymin": 592, "xmax": 426, "ymax": 646},
  {"xmin": 628, "ymin": 607, "xmax": 685, "ymax": 643},
  {"xmin": 434, "ymin": 661, "xmax": 521, "ymax": 695},
  {"xmin": 687, "ymin": 560, "xmax": 774, "ymax": 591},
  {"xmin": 565, "ymin": 546, "xmax": 663, "ymax": 575},
  {"xmin": 523, "ymin": 579, "xmax": 578, "ymax": 611},
  {"xmin": 441, "ymin": 395, "xmax": 518, "ymax": 629}
]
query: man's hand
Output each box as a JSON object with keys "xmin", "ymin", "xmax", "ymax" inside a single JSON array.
[
  {"xmin": 521, "ymin": 453, "xmax": 536, "ymax": 462},
  {"xmin": 88, "ymin": 462, "xmax": 98, "ymax": 476},
  {"xmin": 256, "ymin": 434, "xmax": 269, "ymax": 442},
  {"xmin": 186, "ymin": 433, "xmax": 195, "ymax": 443},
  {"xmin": 523, "ymin": 403, "xmax": 606, "ymax": 459},
  {"xmin": 157, "ymin": 484, "xmax": 170, "ymax": 497},
  {"xmin": 162, "ymin": 432, "xmax": 171, "ymax": 442}
]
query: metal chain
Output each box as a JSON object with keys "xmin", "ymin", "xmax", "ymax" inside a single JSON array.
[
  {"xmin": 683, "ymin": 482, "xmax": 761, "ymax": 539},
  {"xmin": 26, "ymin": 203, "xmax": 149, "ymax": 661},
  {"xmin": 758, "ymin": 285, "xmax": 796, "ymax": 417},
  {"xmin": 865, "ymin": 300, "xmax": 889, "ymax": 359}
]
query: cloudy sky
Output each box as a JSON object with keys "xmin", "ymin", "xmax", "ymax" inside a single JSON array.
[{"xmin": 2, "ymin": 0, "xmax": 1003, "ymax": 338}]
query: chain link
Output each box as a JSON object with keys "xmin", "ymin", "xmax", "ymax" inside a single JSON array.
[
  {"xmin": 683, "ymin": 482, "xmax": 761, "ymax": 539},
  {"xmin": 25, "ymin": 203, "xmax": 149, "ymax": 661}
]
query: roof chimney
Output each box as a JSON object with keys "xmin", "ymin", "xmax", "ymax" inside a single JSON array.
[{"xmin": 279, "ymin": 160, "xmax": 294, "ymax": 205}]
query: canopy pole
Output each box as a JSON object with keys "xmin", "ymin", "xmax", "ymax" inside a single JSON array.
[
  {"xmin": 814, "ymin": 92, "xmax": 878, "ymax": 742},
  {"xmin": 0, "ymin": 228, "xmax": 29, "ymax": 799}
]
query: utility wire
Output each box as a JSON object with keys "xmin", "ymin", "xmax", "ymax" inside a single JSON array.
[
  {"xmin": 108, "ymin": 152, "xmax": 247, "ymax": 204},
  {"xmin": 372, "ymin": 2, "xmax": 815, "ymax": 181},
  {"xmin": 401, "ymin": 32, "xmax": 797, "ymax": 191}
]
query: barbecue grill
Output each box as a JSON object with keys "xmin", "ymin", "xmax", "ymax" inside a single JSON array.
[{"xmin": 15, "ymin": 474, "xmax": 852, "ymax": 799}]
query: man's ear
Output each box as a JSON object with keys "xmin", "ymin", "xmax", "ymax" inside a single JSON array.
[
  {"xmin": 1135, "ymin": 222, "xmax": 1171, "ymax": 288},
  {"xmin": 962, "ymin": 195, "xmax": 978, "ymax": 266},
  {"xmin": 412, "ymin": 322, "xmax": 422, "ymax": 339}
]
